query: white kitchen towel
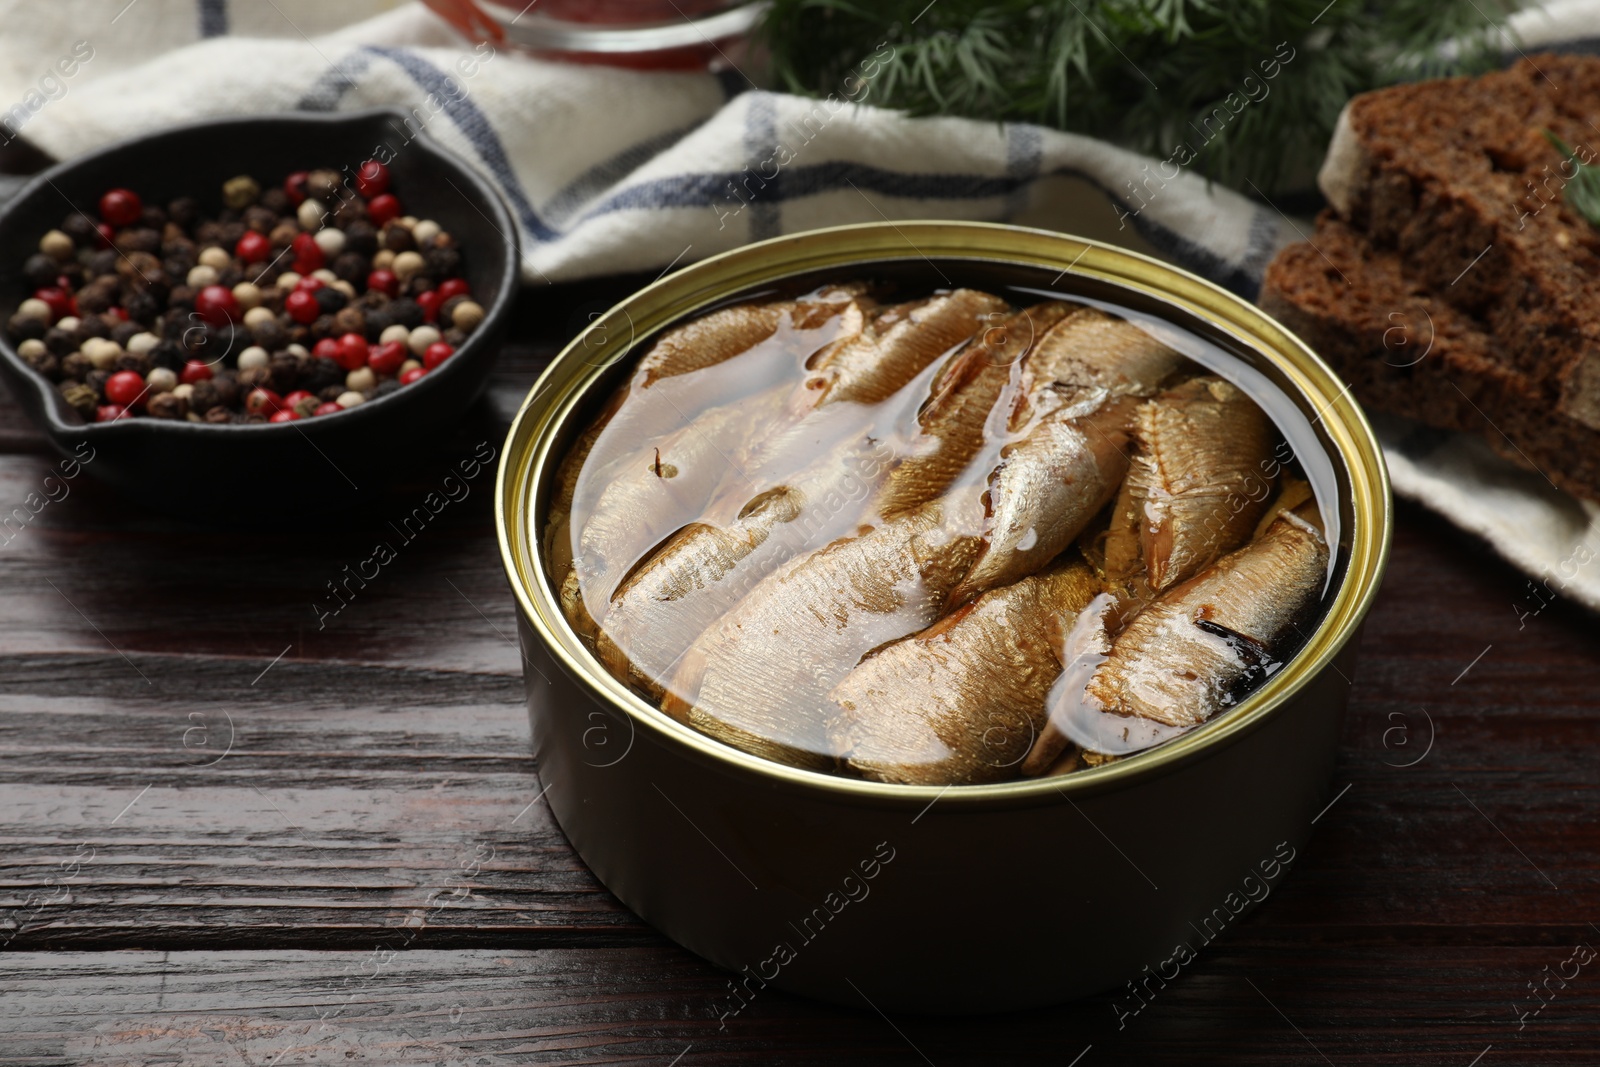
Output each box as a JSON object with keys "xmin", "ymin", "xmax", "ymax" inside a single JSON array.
[{"xmin": 3, "ymin": 0, "xmax": 1600, "ymax": 607}]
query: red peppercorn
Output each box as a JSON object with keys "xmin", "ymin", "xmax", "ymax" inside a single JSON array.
[
  {"xmin": 423, "ymin": 341, "xmax": 454, "ymax": 371},
  {"xmin": 399, "ymin": 366, "xmax": 426, "ymax": 385},
  {"xmin": 99, "ymin": 188, "xmax": 143, "ymax": 227},
  {"xmin": 367, "ymin": 193, "xmax": 401, "ymax": 227},
  {"xmin": 194, "ymin": 285, "xmax": 240, "ymax": 327},
  {"xmin": 335, "ymin": 332, "xmax": 369, "ymax": 371},
  {"xmin": 180, "ymin": 359, "xmax": 214, "ymax": 384},
  {"xmin": 313, "ymin": 401, "xmax": 343, "ymax": 417},
  {"xmin": 366, "ymin": 269, "xmax": 399, "ymax": 298},
  {"xmin": 416, "ymin": 289, "xmax": 442, "ymax": 323},
  {"xmin": 283, "ymin": 389, "xmax": 315, "ymax": 407},
  {"xmin": 105, "ymin": 306, "xmax": 128, "ymax": 323},
  {"xmin": 356, "ymin": 160, "xmax": 390, "ymax": 198},
  {"xmin": 285, "ymin": 288, "xmax": 320, "ymax": 325},
  {"xmin": 245, "ymin": 387, "xmax": 282, "ymax": 415},
  {"xmin": 284, "ymin": 171, "xmax": 310, "ymax": 206},
  {"xmin": 312, "ymin": 337, "xmax": 341, "ymax": 361},
  {"xmin": 436, "ymin": 278, "xmax": 470, "ymax": 302},
  {"xmin": 32, "ymin": 287, "xmax": 71, "ymax": 322},
  {"xmin": 292, "ymin": 232, "xmax": 324, "ymax": 273},
  {"xmin": 236, "ymin": 230, "xmax": 272, "ymax": 263},
  {"xmin": 368, "ymin": 340, "xmax": 406, "ymax": 375},
  {"xmin": 96, "ymin": 403, "xmax": 128, "ymax": 422},
  {"xmin": 104, "ymin": 370, "xmax": 145, "ymax": 407},
  {"xmin": 269, "ymin": 409, "xmax": 299, "ymax": 423},
  {"xmin": 94, "ymin": 223, "xmax": 115, "ymax": 250},
  {"xmin": 295, "ymin": 274, "xmax": 324, "ymax": 292}
]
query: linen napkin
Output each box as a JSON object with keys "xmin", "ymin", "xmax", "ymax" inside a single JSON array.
[{"xmin": 3, "ymin": 0, "xmax": 1599, "ymax": 607}]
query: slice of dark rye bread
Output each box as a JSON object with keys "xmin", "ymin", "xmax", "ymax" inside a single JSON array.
[
  {"xmin": 1260, "ymin": 214, "xmax": 1600, "ymax": 502},
  {"xmin": 1317, "ymin": 53, "xmax": 1600, "ymax": 430}
]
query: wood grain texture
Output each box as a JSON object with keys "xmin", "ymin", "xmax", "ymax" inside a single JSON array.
[{"xmin": 3, "ymin": 278, "xmax": 1600, "ymax": 1061}]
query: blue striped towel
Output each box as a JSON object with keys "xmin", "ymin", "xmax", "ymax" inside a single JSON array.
[{"xmin": 4, "ymin": 0, "xmax": 1600, "ymax": 606}]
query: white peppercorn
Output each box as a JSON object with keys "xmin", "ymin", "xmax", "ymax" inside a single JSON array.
[
  {"xmin": 237, "ymin": 346, "xmax": 269, "ymax": 371},
  {"xmin": 451, "ymin": 300, "xmax": 485, "ymax": 330},
  {"xmin": 297, "ymin": 199, "xmax": 326, "ymax": 231},
  {"xmin": 345, "ymin": 366, "xmax": 377, "ymax": 392},
  {"xmin": 313, "ymin": 228, "xmax": 346, "ymax": 257},
  {"xmin": 406, "ymin": 325, "xmax": 441, "ymax": 356},
  {"xmin": 145, "ymin": 366, "xmax": 177, "ymax": 394},
  {"xmin": 411, "ymin": 219, "xmax": 441, "ymax": 247},
  {"xmin": 380, "ymin": 324, "xmax": 410, "ymax": 346},
  {"xmin": 335, "ymin": 390, "xmax": 365, "ymax": 408},
  {"xmin": 187, "ymin": 264, "xmax": 220, "ymax": 288},
  {"xmin": 18, "ymin": 338, "xmax": 46, "ymax": 360},
  {"xmin": 233, "ymin": 281, "xmax": 263, "ymax": 310},
  {"xmin": 17, "ymin": 298, "xmax": 52, "ymax": 322},
  {"xmin": 198, "ymin": 246, "xmax": 231, "ymax": 270},
  {"xmin": 126, "ymin": 332, "xmax": 160, "ymax": 356},
  {"xmin": 276, "ymin": 271, "xmax": 302, "ymax": 291},
  {"xmin": 391, "ymin": 251, "xmax": 425, "ymax": 282},
  {"xmin": 243, "ymin": 306, "xmax": 275, "ymax": 328}
]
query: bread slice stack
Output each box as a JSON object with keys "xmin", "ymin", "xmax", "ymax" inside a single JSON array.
[{"xmin": 1259, "ymin": 55, "xmax": 1600, "ymax": 501}]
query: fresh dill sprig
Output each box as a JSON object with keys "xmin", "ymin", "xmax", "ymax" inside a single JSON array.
[
  {"xmin": 758, "ymin": 0, "xmax": 1517, "ymax": 193},
  {"xmin": 1543, "ymin": 130, "xmax": 1600, "ymax": 226}
]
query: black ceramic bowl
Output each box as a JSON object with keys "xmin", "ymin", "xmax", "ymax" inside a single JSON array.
[{"xmin": 0, "ymin": 108, "xmax": 518, "ymax": 519}]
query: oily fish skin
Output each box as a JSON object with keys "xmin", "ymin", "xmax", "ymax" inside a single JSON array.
[
  {"xmin": 1101, "ymin": 376, "xmax": 1277, "ymax": 599},
  {"xmin": 656, "ymin": 303, "xmax": 1091, "ymax": 768},
  {"xmin": 592, "ymin": 290, "xmax": 1004, "ymax": 701},
  {"xmin": 829, "ymin": 560, "xmax": 1103, "ymax": 785},
  {"xmin": 944, "ymin": 307, "xmax": 1185, "ymax": 606},
  {"xmin": 544, "ymin": 284, "xmax": 869, "ymax": 565},
  {"xmin": 1085, "ymin": 503, "xmax": 1329, "ymax": 729},
  {"xmin": 547, "ymin": 288, "xmax": 872, "ymax": 638}
]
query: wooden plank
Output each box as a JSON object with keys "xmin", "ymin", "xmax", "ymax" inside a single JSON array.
[
  {"xmin": 3, "ymin": 946, "xmax": 1598, "ymax": 1064},
  {"xmin": 2, "ymin": 501, "xmax": 1598, "ymax": 957}
]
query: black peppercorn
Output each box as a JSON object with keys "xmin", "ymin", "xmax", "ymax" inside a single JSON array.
[
  {"xmin": 7, "ymin": 313, "xmax": 46, "ymax": 341},
  {"xmin": 304, "ymin": 356, "xmax": 345, "ymax": 392},
  {"xmin": 318, "ymin": 384, "xmax": 345, "ymax": 403},
  {"xmin": 125, "ymin": 290, "xmax": 161, "ymax": 322},
  {"xmin": 343, "ymin": 220, "xmax": 378, "ymax": 256},
  {"xmin": 114, "ymin": 228, "xmax": 162, "ymax": 255},
  {"xmin": 167, "ymin": 197, "xmax": 201, "ymax": 229},
  {"xmin": 114, "ymin": 350, "xmax": 151, "ymax": 376},
  {"xmin": 79, "ymin": 313, "xmax": 112, "ymax": 339},
  {"xmin": 243, "ymin": 205, "xmax": 277, "ymax": 234},
  {"xmin": 372, "ymin": 378, "xmax": 402, "ymax": 400},
  {"xmin": 358, "ymin": 287, "xmax": 390, "ymax": 311},
  {"xmin": 23, "ymin": 348, "xmax": 59, "ymax": 378},
  {"xmin": 332, "ymin": 306, "xmax": 366, "ymax": 336},
  {"xmin": 111, "ymin": 320, "xmax": 144, "ymax": 347},
  {"xmin": 150, "ymin": 339, "xmax": 185, "ymax": 371},
  {"xmin": 166, "ymin": 286, "xmax": 197, "ymax": 315},
  {"xmin": 402, "ymin": 273, "xmax": 434, "ymax": 299},
  {"xmin": 423, "ymin": 245, "xmax": 462, "ymax": 277},
  {"xmin": 237, "ymin": 364, "xmax": 272, "ymax": 390},
  {"xmin": 87, "ymin": 249, "xmax": 118, "ymax": 277},
  {"xmin": 211, "ymin": 373, "xmax": 239, "ymax": 408},
  {"xmin": 189, "ymin": 379, "xmax": 220, "ymax": 412},
  {"xmin": 443, "ymin": 327, "xmax": 468, "ymax": 348},
  {"xmin": 251, "ymin": 317, "xmax": 288, "ymax": 351},
  {"xmin": 117, "ymin": 251, "xmax": 163, "ymax": 287},
  {"xmin": 216, "ymin": 265, "xmax": 244, "ymax": 289},
  {"xmin": 382, "ymin": 226, "xmax": 415, "ymax": 253},
  {"xmin": 388, "ymin": 297, "xmax": 423, "ymax": 329},
  {"xmin": 260, "ymin": 187, "xmax": 291, "ymax": 215},
  {"xmin": 269, "ymin": 220, "xmax": 299, "ymax": 249},
  {"xmin": 203, "ymin": 405, "xmax": 231, "ymax": 423},
  {"xmin": 313, "ymin": 286, "xmax": 347, "ymax": 314},
  {"xmin": 332, "ymin": 251, "xmax": 369, "ymax": 284},
  {"xmin": 333, "ymin": 197, "xmax": 369, "ymax": 227},
  {"xmin": 140, "ymin": 205, "xmax": 168, "ymax": 230},
  {"xmin": 24, "ymin": 254, "xmax": 62, "ymax": 288},
  {"xmin": 85, "ymin": 368, "xmax": 111, "ymax": 399},
  {"xmin": 61, "ymin": 213, "xmax": 98, "ymax": 245},
  {"xmin": 147, "ymin": 391, "xmax": 188, "ymax": 419},
  {"xmin": 60, "ymin": 352, "xmax": 92, "ymax": 381},
  {"xmin": 43, "ymin": 326, "xmax": 77, "ymax": 356},
  {"xmin": 268, "ymin": 352, "xmax": 299, "ymax": 392}
]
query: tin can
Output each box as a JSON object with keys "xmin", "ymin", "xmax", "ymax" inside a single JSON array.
[{"xmin": 496, "ymin": 222, "xmax": 1390, "ymax": 1013}]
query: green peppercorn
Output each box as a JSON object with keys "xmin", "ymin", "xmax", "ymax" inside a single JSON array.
[
  {"xmin": 222, "ymin": 175, "xmax": 261, "ymax": 210},
  {"xmin": 58, "ymin": 381, "xmax": 96, "ymax": 418}
]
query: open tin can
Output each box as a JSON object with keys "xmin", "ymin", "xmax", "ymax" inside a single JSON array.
[{"xmin": 496, "ymin": 222, "xmax": 1390, "ymax": 1013}]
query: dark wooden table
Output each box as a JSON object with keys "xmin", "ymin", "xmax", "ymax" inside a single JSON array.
[{"xmin": 3, "ymin": 276, "xmax": 1599, "ymax": 1065}]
